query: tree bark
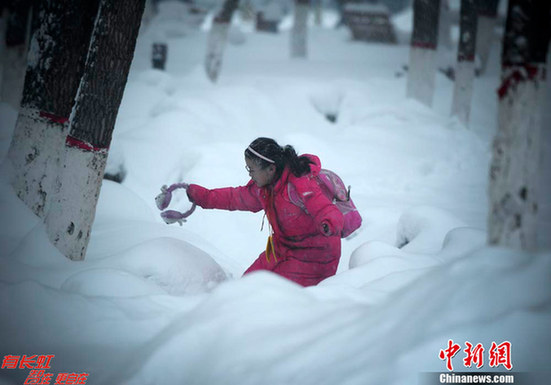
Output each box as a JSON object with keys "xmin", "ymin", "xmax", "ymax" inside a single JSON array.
[
  {"xmin": 451, "ymin": 0, "xmax": 477, "ymax": 125},
  {"xmin": 45, "ymin": 0, "xmax": 145, "ymax": 260},
  {"xmin": 488, "ymin": 0, "xmax": 551, "ymax": 250},
  {"xmin": 290, "ymin": 0, "xmax": 309, "ymax": 58},
  {"xmin": 205, "ymin": 0, "xmax": 240, "ymax": 82},
  {"xmin": 407, "ymin": 0, "xmax": 441, "ymax": 107},
  {"xmin": 7, "ymin": 0, "xmax": 99, "ymax": 218},
  {"xmin": 475, "ymin": 0, "xmax": 500, "ymax": 75}
]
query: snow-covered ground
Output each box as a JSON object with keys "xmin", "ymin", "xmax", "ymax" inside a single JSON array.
[{"xmin": 1, "ymin": 5, "xmax": 550, "ymax": 385}]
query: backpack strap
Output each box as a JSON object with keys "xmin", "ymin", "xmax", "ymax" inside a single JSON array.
[{"xmin": 287, "ymin": 182, "xmax": 308, "ymax": 213}]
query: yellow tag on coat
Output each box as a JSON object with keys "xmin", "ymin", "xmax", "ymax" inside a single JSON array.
[{"xmin": 265, "ymin": 235, "xmax": 277, "ymax": 263}]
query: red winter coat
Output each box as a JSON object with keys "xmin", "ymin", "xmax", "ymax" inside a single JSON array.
[{"xmin": 187, "ymin": 155, "xmax": 344, "ymax": 287}]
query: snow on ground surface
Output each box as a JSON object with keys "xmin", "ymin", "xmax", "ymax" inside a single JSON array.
[{"xmin": 1, "ymin": 5, "xmax": 550, "ymax": 385}]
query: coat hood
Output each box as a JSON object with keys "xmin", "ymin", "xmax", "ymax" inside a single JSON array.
[
  {"xmin": 270, "ymin": 153, "xmax": 321, "ymax": 193},
  {"xmin": 302, "ymin": 154, "xmax": 321, "ymax": 176}
]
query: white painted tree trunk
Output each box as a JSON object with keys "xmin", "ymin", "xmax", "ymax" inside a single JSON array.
[
  {"xmin": 204, "ymin": 0, "xmax": 239, "ymax": 83},
  {"xmin": 45, "ymin": 145, "xmax": 107, "ymax": 260},
  {"xmin": 7, "ymin": 108, "xmax": 68, "ymax": 218},
  {"xmin": 290, "ymin": 2, "xmax": 308, "ymax": 58},
  {"xmin": 44, "ymin": 0, "xmax": 145, "ymax": 261},
  {"xmin": 451, "ymin": 0, "xmax": 477, "ymax": 126},
  {"xmin": 451, "ymin": 61, "xmax": 475, "ymax": 124},
  {"xmin": 488, "ymin": 66, "xmax": 546, "ymax": 250},
  {"xmin": 407, "ymin": 47, "xmax": 437, "ymax": 107},
  {"xmin": 475, "ymin": 15, "xmax": 497, "ymax": 75},
  {"xmin": 205, "ymin": 21, "xmax": 230, "ymax": 82},
  {"xmin": 7, "ymin": 1, "xmax": 99, "ymax": 219}
]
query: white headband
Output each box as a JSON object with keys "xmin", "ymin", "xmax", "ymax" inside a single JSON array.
[{"xmin": 247, "ymin": 146, "xmax": 275, "ymax": 163}]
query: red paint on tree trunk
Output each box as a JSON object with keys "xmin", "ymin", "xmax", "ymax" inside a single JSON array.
[
  {"xmin": 65, "ymin": 135, "xmax": 109, "ymax": 153},
  {"xmin": 497, "ymin": 64, "xmax": 541, "ymax": 100},
  {"xmin": 39, "ymin": 111, "xmax": 69, "ymax": 124}
]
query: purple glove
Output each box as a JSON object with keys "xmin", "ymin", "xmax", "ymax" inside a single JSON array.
[
  {"xmin": 155, "ymin": 183, "xmax": 189, "ymax": 210},
  {"xmin": 160, "ymin": 204, "xmax": 197, "ymax": 226}
]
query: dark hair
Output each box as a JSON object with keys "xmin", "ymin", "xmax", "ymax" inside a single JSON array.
[{"xmin": 245, "ymin": 137, "xmax": 312, "ymax": 180}]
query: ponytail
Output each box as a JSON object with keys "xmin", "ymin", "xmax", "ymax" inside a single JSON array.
[
  {"xmin": 283, "ymin": 145, "xmax": 313, "ymax": 177},
  {"xmin": 245, "ymin": 137, "xmax": 313, "ymax": 180}
]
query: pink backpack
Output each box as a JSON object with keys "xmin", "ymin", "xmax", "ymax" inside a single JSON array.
[{"xmin": 288, "ymin": 169, "xmax": 362, "ymax": 238}]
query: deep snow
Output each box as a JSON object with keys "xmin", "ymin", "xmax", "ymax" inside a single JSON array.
[{"xmin": 1, "ymin": 4, "xmax": 550, "ymax": 385}]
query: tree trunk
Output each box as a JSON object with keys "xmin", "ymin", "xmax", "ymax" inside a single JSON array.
[
  {"xmin": 7, "ymin": 0, "xmax": 99, "ymax": 218},
  {"xmin": 335, "ymin": 0, "xmax": 346, "ymax": 28},
  {"xmin": 488, "ymin": 0, "xmax": 551, "ymax": 251},
  {"xmin": 290, "ymin": 0, "xmax": 309, "ymax": 58},
  {"xmin": 313, "ymin": 0, "xmax": 321, "ymax": 26},
  {"xmin": 0, "ymin": 7, "xmax": 7, "ymax": 95},
  {"xmin": 204, "ymin": 0, "xmax": 240, "ymax": 82},
  {"xmin": 475, "ymin": 0, "xmax": 500, "ymax": 75},
  {"xmin": 451, "ymin": 0, "xmax": 477, "ymax": 125},
  {"xmin": 45, "ymin": 0, "xmax": 145, "ymax": 260},
  {"xmin": 407, "ymin": 0, "xmax": 441, "ymax": 107},
  {"xmin": 0, "ymin": 0, "xmax": 32, "ymax": 109},
  {"xmin": 437, "ymin": 0, "xmax": 452, "ymax": 51}
]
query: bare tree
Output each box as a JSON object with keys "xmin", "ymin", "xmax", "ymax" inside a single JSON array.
[
  {"xmin": 488, "ymin": 0, "xmax": 551, "ymax": 250},
  {"xmin": 0, "ymin": 0, "xmax": 32, "ymax": 109},
  {"xmin": 45, "ymin": 0, "xmax": 145, "ymax": 260},
  {"xmin": 7, "ymin": 0, "xmax": 99, "ymax": 218},
  {"xmin": 205, "ymin": 0, "xmax": 240, "ymax": 82},
  {"xmin": 407, "ymin": 0, "xmax": 441, "ymax": 107},
  {"xmin": 291, "ymin": 0, "xmax": 309, "ymax": 58},
  {"xmin": 475, "ymin": 0, "xmax": 500, "ymax": 75},
  {"xmin": 451, "ymin": 0, "xmax": 477, "ymax": 125}
]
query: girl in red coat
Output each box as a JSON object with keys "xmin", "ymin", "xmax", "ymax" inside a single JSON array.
[{"xmin": 180, "ymin": 138, "xmax": 344, "ymax": 287}]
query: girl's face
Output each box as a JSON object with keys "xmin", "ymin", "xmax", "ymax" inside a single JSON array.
[{"xmin": 245, "ymin": 157, "xmax": 276, "ymax": 187}]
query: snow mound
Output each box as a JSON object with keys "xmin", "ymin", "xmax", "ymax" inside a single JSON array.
[
  {"xmin": 95, "ymin": 237, "xmax": 227, "ymax": 295},
  {"xmin": 309, "ymin": 86, "xmax": 344, "ymax": 122},
  {"xmin": 0, "ymin": 172, "xmax": 41, "ymax": 256},
  {"xmin": 94, "ymin": 180, "xmax": 155, "ymax": 225},
  {"xmin": 327, "ymin": 222, "xmax": 486, "ymax": 302},
  {"xmin": 62, "ymin": 268, "xmax": 166, "ymax": 297},
  {"xmin": 115, "ymin": 247, "xmax": 551, "ymax": 385},
  {"xmin": 325, "ymin": 239, "xmax": 439, "ymax": 299},
  {"xmin": 396, "ymin": 206, "xmax": 467, "ymax": 253},
  {"xmin": 440, "ymin": 226, "xmax": 487, "ymax": 259},
  {"xmin": 116, "ymin": 272, "xmax": 326, "ymax": 385}
]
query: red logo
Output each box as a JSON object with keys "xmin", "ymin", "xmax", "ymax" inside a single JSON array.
[
  {"xmin": 439, "ymin": 340, "xmax": 513, "ymax": 371},
  {"xmin": 1, "ymin": 355, "xmax": 89, "ymax": 385}
]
